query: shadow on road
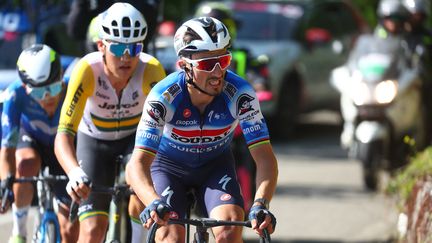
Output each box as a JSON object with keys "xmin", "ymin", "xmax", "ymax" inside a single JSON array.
[{"xmin": 275, "ymin": 184, "xmax": 371, "ymax": 199}]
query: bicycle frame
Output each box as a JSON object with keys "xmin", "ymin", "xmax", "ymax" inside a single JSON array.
[{"xmin": 13, "ymin": 167, "xmax": 67, "ymax": 243}]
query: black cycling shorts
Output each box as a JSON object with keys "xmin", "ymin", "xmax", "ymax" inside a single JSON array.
[
  {"xmin": 17, "ymin": 128, "xmax": 70, "ymax": 205},
  {"xmin": 75, "ymin": 131, "xmax": 134, "ymax": 221},
  {"xmin": 151, "ymin": 150, "xmax": 244, "ymax": 219}
]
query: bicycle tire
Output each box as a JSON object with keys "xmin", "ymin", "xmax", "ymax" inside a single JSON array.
[{"xmin": 42, "ymin": 221, "xmax": 60, "ymax": 243}]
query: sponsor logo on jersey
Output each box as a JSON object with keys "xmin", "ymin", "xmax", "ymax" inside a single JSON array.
[
  {"xmin": 224, "ymin": 82, "xmax": 237, "ymax": 100},
  {"xmin": 175, "ymin": 120, "xmax": 198, "ymax": 126},
  {"xmin": 242, "ymin": 123, "xmax": 263, "ymax": 135},
  {"xmin": 183, "ymin": 108, "xmax": 191, "ymax": 118},
  {"xmin": 147, "ymin": 101, "xmax": 166, "ymax": 122},
  {"xmin": 132, "ymin": 91, "xmax": 139, "ymax": 100},
  {"xmin": 220, "ymin": 194, "xmax": 232, "ymax": 201},
  {"xmin": 137, "ymin": 130, "xmax": 160, "ymax": 143},
  {"xmin": 98, "ymin": 77, "xmax": 109, "ymax": 90},
  {"xmin": 95, "ymin": 91, "xmax": 110, "ymax": 100},
  {"xmin": 236, "ymin": 94, "xmax": 255, "ymax": 116},
  {"xmin": 98, "ymin": 102, "xmax": 139, "ymax": 110},
  {"xmin": 162, "ymin": 83, "xmax": 181, "ymax": 103},
  {"xmin": 66, "ymin": 84, "xmax": 84, "ymax": 116},
  {"xmin": 170, "ymin": 125, "xmax": 231, "ymax": 143},
  {"xmin": 168, "ymin": 137, "xmax": 230, "ymax": 153}
]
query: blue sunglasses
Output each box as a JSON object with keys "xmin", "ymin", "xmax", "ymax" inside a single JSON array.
[
  {"xmin": 28, "ymin": 81, "xmax": 63, "ymax": 100},
  {"xmin": 103, "ymin": 39, "xmax": 143, "ymax": 57}
]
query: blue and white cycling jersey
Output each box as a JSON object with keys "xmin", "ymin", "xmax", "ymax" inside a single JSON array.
[
  {"xmin": 135, "ymin": 70, "xmax": 270, "ymax": 168},
  {"xmin": 1, "ymin": 79, "xmax": 66, "ymax": 148}
]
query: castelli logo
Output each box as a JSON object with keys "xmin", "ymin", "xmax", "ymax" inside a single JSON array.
[
  {"xmin": 169, "ymin": 211, "xmax": 179, "ymax": 219},
  {"xmin": 220, "ymin": 194, "xmax": 232, "ymax": 201},
  {"xmin": 183, "ymin": 108, "xmax": 191, "ymax": 118}
]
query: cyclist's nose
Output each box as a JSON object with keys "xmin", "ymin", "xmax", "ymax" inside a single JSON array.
[
  {"xmin": 120, "ymin": 52, "xmax": 132, "ymax": 61},
  {"xmin": 212, "ymin": 63, "xmax": 224, "ymax": 75}
]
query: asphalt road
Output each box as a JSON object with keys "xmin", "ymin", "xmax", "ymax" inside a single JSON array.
[{"xmin": 0, "ymin": 111, "xmax": 399, "ymax": 243}]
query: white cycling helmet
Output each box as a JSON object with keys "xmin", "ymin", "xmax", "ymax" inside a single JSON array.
[
  {"xmin": 98, "ymin": 2, "xmax": 148, "ymax": 43},
  {"xmin": 402, "ymin": 0, "xmax": 430, "ymax": 15},
  {"xmin": 17, "ymin": 44, "xmax": 61, "ymax": 88},
  {"xmin": 377, "ymin": 0, "xmax": 409, "ymax": 19},
  {"xmin": 174, "ymin": 17, "xmax": 231, "ymax": 57}
]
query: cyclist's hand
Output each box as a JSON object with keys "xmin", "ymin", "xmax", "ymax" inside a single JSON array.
[
  {"xmin": 66, "ymin": 167, "xmax": 91, "ymax": 203},
  {"xmin": 248, "ymin": 205, "xmax": 277, "ymax": 236},
  {"xmin": 139, "ymin": 199, "xmax": 173, "ymax": 228},
  {"xmin": 0, "ymin": 175, "xmax": 14, "ymax": 214}
]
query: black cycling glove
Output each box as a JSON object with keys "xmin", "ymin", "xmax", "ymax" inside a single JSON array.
[
  {"xmin": 0, "ymin": 175, "xmax": 15, "ymax": 211},
  {"xmin": 248, "ymin": 205, "xmax": 277, "ymax": 231},
  {"xmin": 140, "ymin": 199, "xmax": 173, "ymax": 224}
]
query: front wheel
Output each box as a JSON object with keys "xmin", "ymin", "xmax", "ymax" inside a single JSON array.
[{"xmin": 357, "ymin": 141, "xmax": 383, "ymax": 191}]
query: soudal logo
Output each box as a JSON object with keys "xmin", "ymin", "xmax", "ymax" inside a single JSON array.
[
  {"xmin": 147, "ymin": 101, "xmax": 166, "ymax": 122},
  {"xmin": 171, "ymin": 125, "xmax": 231, "ymax": 143},
  {"xmin": 98, "ymin": 102, "xmax": 139, "ymax": 109},
  {"xmin": 236, "ymin": 94, "xmax": 255, "ymax": 116}
]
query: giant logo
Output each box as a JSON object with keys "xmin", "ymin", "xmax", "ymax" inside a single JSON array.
[
  {"xmin": 147, "ymin": 101, "xmax": 166, "ymax": 123},
  {"xmin": 66, "ymin": 84, "xmax": 84, "ymax": 116}
]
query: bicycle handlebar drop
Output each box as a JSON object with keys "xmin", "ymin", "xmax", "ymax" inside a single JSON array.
[{"xmin": 68, "ymin": 184, "xmax": 134, "ymax": 222}]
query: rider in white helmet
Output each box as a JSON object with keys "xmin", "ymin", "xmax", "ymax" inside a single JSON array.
[
  {"xmin": 0, "ymin": 44, "xmax": 78, "ymax": 243},
  {"xmin": 129, "ymin": 16, "xmax": 278, "ymax": 242},
  {"xmin": 55, "ymin": 2, "xmax": 166, "ymax": 242}
]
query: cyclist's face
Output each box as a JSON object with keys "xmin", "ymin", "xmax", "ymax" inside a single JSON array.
[
  {"xmin": 186, "ymin": 49, "xmax": 229, "ymax": 96},
  {"xmin": 99, "ymin": 40, "xmax": 140, "ymax": 81},
  {"xmin": 25, "ymin": 83, "xmax": 63, "ymax": 114}
]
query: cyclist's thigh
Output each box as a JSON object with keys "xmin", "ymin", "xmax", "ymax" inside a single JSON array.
[
  {"xmin": 76, "ymin": 132, "xmax": 117, "ymax": 219},
  {"xmin": 197, "ymin": 151, "xmax": 244, "ymax": 217},
  {"xmin": 40, "ymin": 145, "xmax": 70, "ymax": 206},
  {"xmin": 15, "ymin": 129, "xmax": 42, "ymax": 176},
  {"xmin": 151, "ymin": 162, "xmax": 189, "ymax": 219}
]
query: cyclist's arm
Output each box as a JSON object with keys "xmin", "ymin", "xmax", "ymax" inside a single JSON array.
[
  {"xmin": 249, "ymin": 143, "xmax": 278, "ymax": 204},
  {"xmin": 128, "ymin": 150, "xmax": 160, "ymax": 206},
  {"xmin": 55, "ymin": 59, "xmax": 94, "ymax": 174},
  {"xmin": 0, "ymin": 85, "xmax": 22, "ymax": 179}
]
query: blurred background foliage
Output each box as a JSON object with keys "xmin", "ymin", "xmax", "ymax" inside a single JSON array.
[{"xmin": 161, "ymin": 0, "xmax": 432, "ymax": 28}]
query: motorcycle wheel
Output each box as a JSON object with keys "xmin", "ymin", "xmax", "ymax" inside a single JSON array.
[{"xmin": 357, "ymin": 141, "xmax": 383, "ymax": 191}]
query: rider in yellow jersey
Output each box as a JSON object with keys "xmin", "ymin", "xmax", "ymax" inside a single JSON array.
[{"xmin": 54, "ymin": 3, "xmax": 166, "ymax": 243}]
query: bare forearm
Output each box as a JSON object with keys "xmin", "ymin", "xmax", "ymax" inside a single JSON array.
[
  {"xmin": 0, "ymin": 148, "xmax": 16, "ymax": 179},
  {"xmin": 250, "ymin": 143, "xmax": 278, "ymax": 201},
  {"xmin": 54, "ymin": 132, "xmax": 80, "ymax": 174},
  {"xmin": 128, "ymin": 150, "xmax": 160, "ymax": 206}
]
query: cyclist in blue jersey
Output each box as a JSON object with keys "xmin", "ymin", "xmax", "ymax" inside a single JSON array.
[
  {"xmin": 0, "ymin": 44, "xmax": 78, "ymax": 243},
  {"xmin": 129, "ymin": 17, "xmax": 278, "ymax": 242}
]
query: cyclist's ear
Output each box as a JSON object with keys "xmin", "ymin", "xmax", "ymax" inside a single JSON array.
[{"xmin": 177, "ymin": 59, "xmax": 186, "ymax": 70}]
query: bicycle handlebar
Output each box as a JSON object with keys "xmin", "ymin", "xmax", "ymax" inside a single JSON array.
[
  {"xmin": 146, "ymin": 218, "xmax": 271, "ymax": 243},
  {"xmin": 1, "ymin": 174, "xmax": 68, "ymax": 211}
]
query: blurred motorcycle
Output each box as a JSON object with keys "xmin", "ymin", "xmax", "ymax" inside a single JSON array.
[{"xmin": 330, "ymin": 34, "xmax": 427, "ymax": 190}]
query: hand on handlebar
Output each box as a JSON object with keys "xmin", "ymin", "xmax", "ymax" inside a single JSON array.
[
  {"xmin": 66, "ymin": 167, "xmax": 91, "ymax": 203},
  {"xmin": 248, "ymin": 205, "xmax": 277, "ymax": 236},
  {"xmin": 0, "ymin": 174, "xmax": 15, "ymax": 214},
  {"xmin": 139, "ymin": 199, "xmax": 173, "ymax": 228}
]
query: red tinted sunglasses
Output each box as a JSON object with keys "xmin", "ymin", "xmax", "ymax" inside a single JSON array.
[{"xmin": 183, "ymin": 53, "xmax": 232, "ymax": 72}]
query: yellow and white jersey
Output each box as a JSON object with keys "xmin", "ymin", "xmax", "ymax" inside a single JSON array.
[{"xmin": 58, "ymin": 52, "xmax": 166, "ymax": 140}]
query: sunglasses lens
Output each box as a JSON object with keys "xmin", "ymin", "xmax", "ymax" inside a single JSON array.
[
  {"xmin": 29, "ymin": 82, "xmax": 62, "ymax": 100},
  {"xmin": 218, "ymin": 55, "xmax": 232, "ymax": 69},
  {"xmin": 195, "ymin": 55, "xmax": 232, "ymax": 71},
  {"xmin": 109, "ymin": 43, "xmax": 143, "ymax": 57}
]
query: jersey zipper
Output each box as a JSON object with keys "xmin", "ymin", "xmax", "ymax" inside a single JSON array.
[{"xmin": 116, "ymin": 89, "xmax": 123, "ymax": 139}]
